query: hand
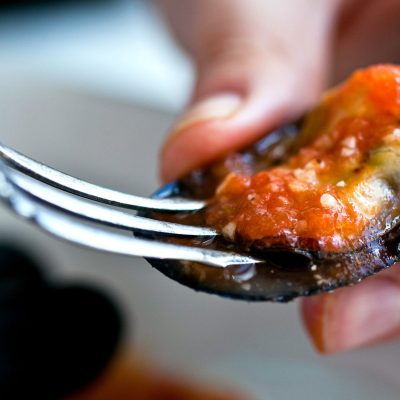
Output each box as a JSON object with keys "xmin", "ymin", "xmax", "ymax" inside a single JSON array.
[{"xmin": 159, "ymin": 0, "xmax": 400, "ymax": 353}]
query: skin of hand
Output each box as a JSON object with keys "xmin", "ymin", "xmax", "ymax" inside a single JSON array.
[{"xmin": 158, "ymin": 0, "xmax": 400, "ymax": 354}]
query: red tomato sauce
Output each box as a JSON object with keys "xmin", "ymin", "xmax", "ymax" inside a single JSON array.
[{"xmin": 206, "ymin": 65, "xmax": 400, "ymax": 252}]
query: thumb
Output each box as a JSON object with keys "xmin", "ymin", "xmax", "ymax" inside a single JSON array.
[
  {"xmin": 159, "ymin": 1, "xmax": 339, "ymax": 182},
  {"xmin": 301, "ymin": 264, "xmax": 400, "ymax": 354}
]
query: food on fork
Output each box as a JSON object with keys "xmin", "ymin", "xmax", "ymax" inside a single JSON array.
[
  {"xmin": 148, "ymin": 65, "xmax": 400, "ymax": 301},
  {"xmin": 207, "ymin": 64, "xmax": 400, "ymax": 253}
]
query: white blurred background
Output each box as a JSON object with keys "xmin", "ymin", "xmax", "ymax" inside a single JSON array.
[
  {"xmin": 0, "ymin": 1, "xmax": 399, "ymax": 399},
  {"xmin": 0, "ymin": 0, "xmax": 193, "ymax": 112}
]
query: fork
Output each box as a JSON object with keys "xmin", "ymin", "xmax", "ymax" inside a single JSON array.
[{"xmin": 0, "ymin": 143, "xmax": 261, "ymax": 268}]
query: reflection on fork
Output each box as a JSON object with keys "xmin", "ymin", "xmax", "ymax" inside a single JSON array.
[{"xmin": 0, "ymin": 143, "xmax": 261, "ymax": 268}]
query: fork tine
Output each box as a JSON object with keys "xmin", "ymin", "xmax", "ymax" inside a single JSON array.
[
  {"xmin": 0, "ymin": 171, "xmax": 260, "ymax": 268},
  {"xmin": 0, "ymin": 143, "xmax": 206, "ymax": 212},
  {"xmin": 6, "ymin": 168, "xmax": 217, "ymax": 237}
]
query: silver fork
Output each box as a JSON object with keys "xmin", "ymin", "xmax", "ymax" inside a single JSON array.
[{"xmin": 0, "ymin": 143, "xmax": 261, "ymax": 268}]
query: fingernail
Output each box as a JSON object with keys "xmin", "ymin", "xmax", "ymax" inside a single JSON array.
[
  {"xmin": 322, "ymin": 278, "xmax": 400, "ymax": 353},
  {"xmin": 173, "ymin": 93, "xmax": 242, "ymax": 133}
]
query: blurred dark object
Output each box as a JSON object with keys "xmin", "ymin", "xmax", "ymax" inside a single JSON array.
[
  {"xmin": 0, "ymin": 242, "xmax": 123, "ymax": 399},
  {"xmin": 0, "ymin": 243, "xmax": 48, "ymax": 304}
]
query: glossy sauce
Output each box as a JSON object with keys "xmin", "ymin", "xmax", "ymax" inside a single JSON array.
[
  {"xmin": 206, "ymin": 65, "xmax": 400, "ymax": 252},
  {"xmin": 147, "ymin": 65, "xmax": 400, "ymax": 301}
]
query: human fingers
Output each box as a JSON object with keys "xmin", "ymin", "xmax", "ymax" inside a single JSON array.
[
  {"xmin": 332, "ymin": 0, "xmax": 400, "ymax": 83},
  {"xmin": 301, "ymin": 264, "xmax": 400, "ymax": 353},
  {"xmin": 159, "ymin": 0, "xmax": 341, "ymax": 182}
]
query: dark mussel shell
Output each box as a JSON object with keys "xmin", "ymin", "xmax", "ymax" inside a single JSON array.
[{"xmin": 142, "ymin": 125, "xmax": 400, "ymax": 302}]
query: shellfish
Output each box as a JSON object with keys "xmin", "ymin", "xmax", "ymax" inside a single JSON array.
[{"xmin": 145, "ymin": 65, "xmax": 400, "ymax": 302}]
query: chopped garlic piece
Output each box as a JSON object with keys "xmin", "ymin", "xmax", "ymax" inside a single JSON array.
[
  {"xmin": 288, "ymin": 180, "xmax": 309, "ymax": 192},
  {"xmin": 247, "ymin": 193, "xmax": 256, "ymax": 201},
  {"xmin": 341, "ymin": 136, "xmax": 357, "ymax": 157},
  {"xmin": 293, "ymin": 168, "xmax": 318, "ymax": 184},
  {"xmin": 222, "ymin": 222, "xmax": 237, "ymax": 240},
  {"xmin": 320, "ymin": 193, "xmax": 339, "ymax": 209},
  {"xmin": 350, "ymin": 178, "xmax": 394, "ymax": 218},
  {"xmin": 383, "ymin": 128, "xmax": 400, "ymax": 143},
  {"xmin": 342, "ymin": 136, "xmax": 356, "ymax": 148},
  {"xmin": 341, "ymin": 147, "xmax": 356, "ymax": 157},
  {"xmin": 267, "ymin": 183, "xmax": 280, "ymax": 192},
  {"xmin": 393, "ymin": 128, "xmax": 400, "ymax": 137}
]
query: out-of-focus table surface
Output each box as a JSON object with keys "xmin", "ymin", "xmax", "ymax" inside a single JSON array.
[{"xmin": 0, "ymin": 1, "xmax": 400, "ymax": 399}]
